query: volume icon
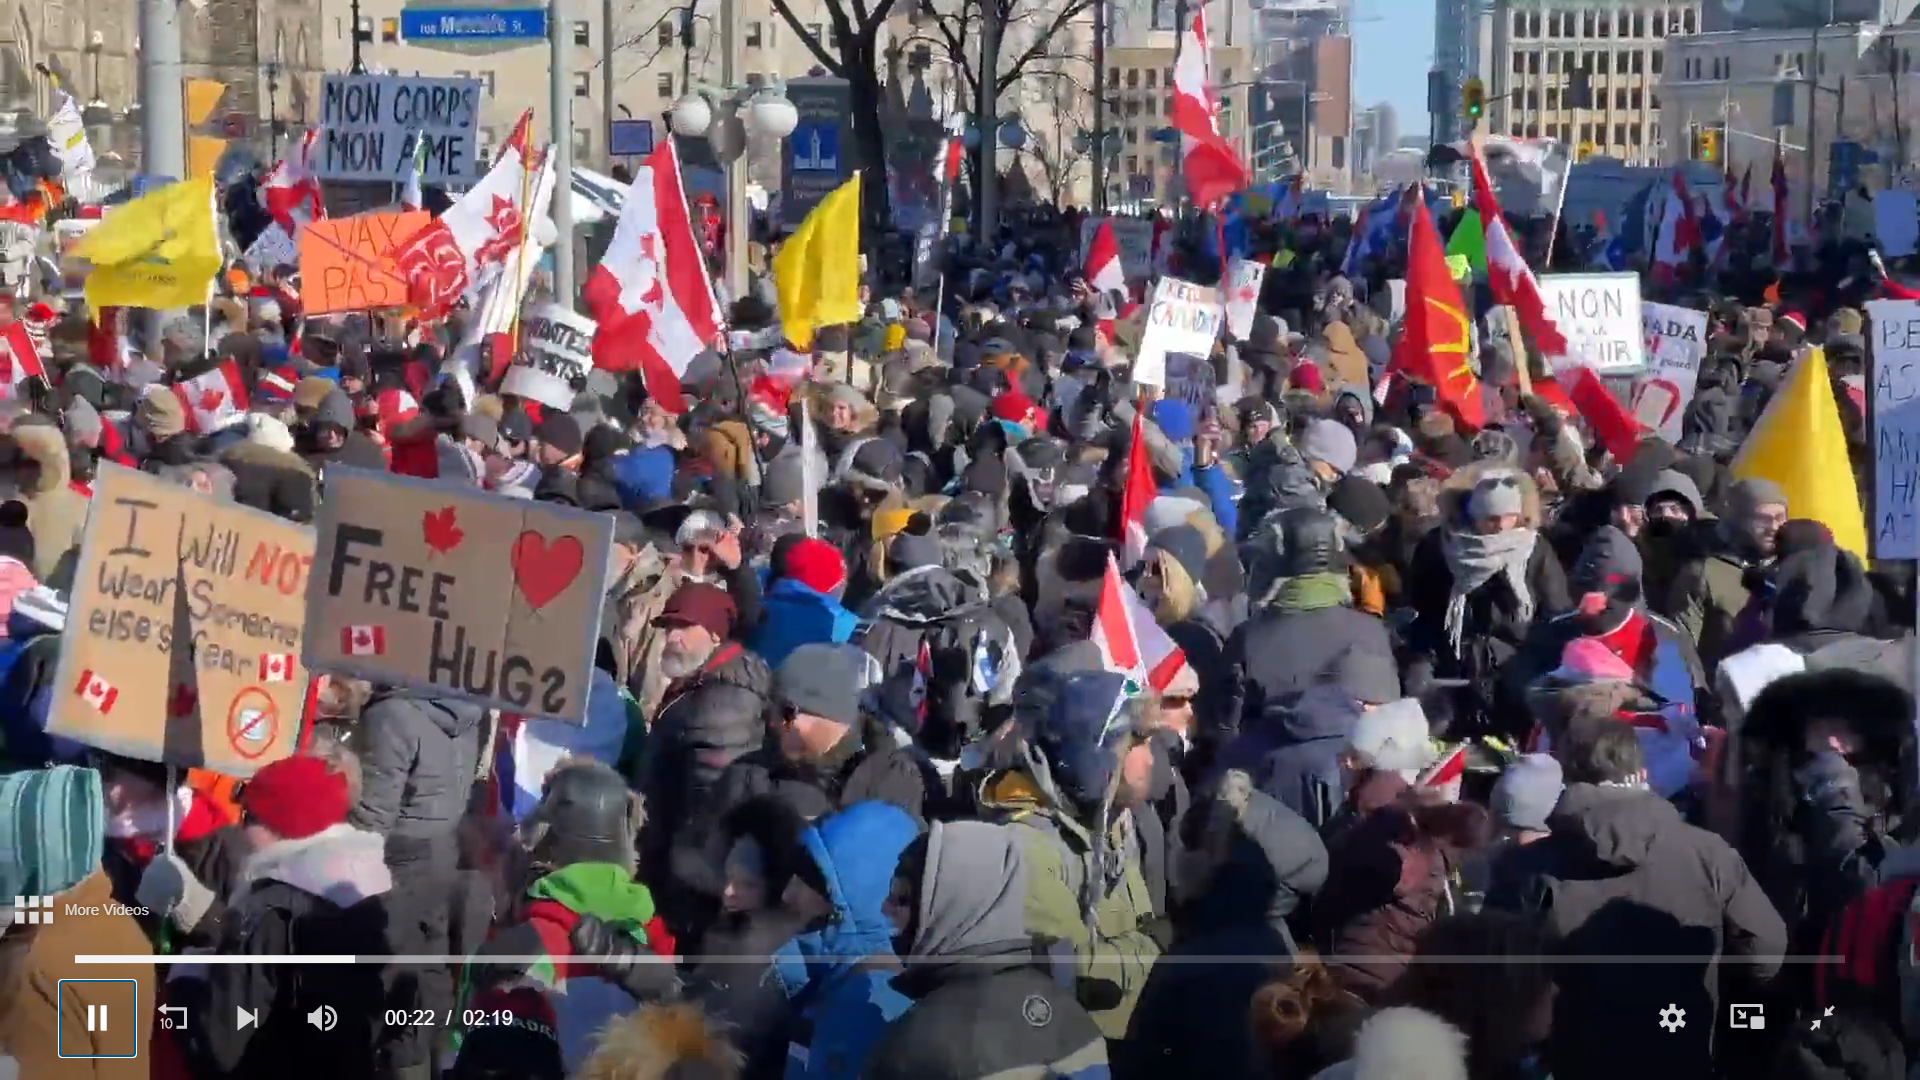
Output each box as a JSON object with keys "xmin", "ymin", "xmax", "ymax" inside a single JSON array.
[{"xmin": 307, "ymin": 1004, "xmax": 337, "ymax": 1032}]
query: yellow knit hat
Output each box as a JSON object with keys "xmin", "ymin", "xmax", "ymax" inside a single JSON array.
[{"xmin": 872, "ymin": 507, "xmax": 915, "ymax": 542}]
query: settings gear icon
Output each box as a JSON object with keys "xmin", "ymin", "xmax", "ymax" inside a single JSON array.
[{"xmin": 1658, "ymin": 1004, "xmax": 1687, "ymax": 1033}]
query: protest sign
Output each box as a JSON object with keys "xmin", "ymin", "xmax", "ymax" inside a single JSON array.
[
  {"xmin": 317, "ymin": 74, "xmax": 484, "ymax": 187},
  {"xmin": 304, "ymin": 467, "xmax": 613, "ymax": 723},
  {"xmin": 299, "ymin": 210, "xmax": 431, "ymax": 314},
  {"xmin": 1632, "ymin": 302, "xmax": 1708, "ymax": 442},
  {"xmin": 47, "ymin": 464, "xmax": 315, "ymax": 776},
  {"xmin": 1537, "ymin": 272, "xmax": 1647, "ymax": 375},
  {"xmin": 1868, "ymin": 300, "xmax": 1920, "ymax": 558},
  {"xmin": 245, "ymin": 223, "xmax": 299, "ymax": 275},
  {"xmin": 1078, "ymin": 216, "xmax": 1154, "ymax": 279},
  {"xmin": 1135, "ymin": 277, "xmax": 1224, "ymax": 389},
  {"xmin": 1165, "ymin": 353, "xmax": 1215, "ymax": 413},
  {"xmin": 1224, "ymin": 258, "xmax": 1266, "ymax": 340},
  {"xmin": 501, "ymin": 304, "xmax": 596, "ymax": 409}
]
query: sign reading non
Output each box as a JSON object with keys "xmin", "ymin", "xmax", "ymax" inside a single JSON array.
[
  {"xmin": 1538, "ymin": 272, "xmax": 1647, "ymax": 375},
  {"xmin": 317, "ymin": 74, "xmax": 483, "ymax": 187},
  {"xmin": 1633, "ymin": 302, "xmax": 1708, "ymax": 443},
  {"xmin": 1868, "ymin": 299, "xmax": 1920, "ymax": 558},
  {"xmin": 48, "ymin": 464, "xmax": 315, "ymax": 776},
  {"xmin": 1135, "ymin": 277, "xmax": 1224, "ymax": 389},
  {"xmin": 303, "ymin": 468, "xmax": 613, "ymax": 723},
  {"xmin": 502, "ymin": 303, "xmax": 595, "ymax": 409}
]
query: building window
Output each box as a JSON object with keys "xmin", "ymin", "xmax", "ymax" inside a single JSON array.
[
  {"xmin": 1580, "ymin": 122, "xmax": 1594, "ymax": 142},
  {"xmin": 574, "ymin": 127, "xmax": 592, "ymax": 159},
  {"xmin": 1651, "ymin": 92, "xmax": 1660, "ymax": 110},
  {"xmin": 1525, "ymin": 89, "xmax": 1539, "ymax": 109},
  {"xmin": 381, "ymin": 17, "xmax": 399, "ymax": 42},
  {"xmin": 1127, "ymin": 67, "xmax": 1139, "ymax": 88},
  {"xmin": 1653, "ymin": 11, "xmax": 1665, "ymax": 35},
  {"xmin": 1615, "ymin": 123, "xmax": 1627, "ymax": 144},
  {"xmin": 573, "ymin": 19, "xmax": 590, "ymax": 45},
  {"xmin": 1630, "ymin": 122, "xmax": 1642, "ymax": 144},
  {"xmin": 1530, "ymin": 51, "xmax": 1541, "ymax": 74},
  {"xmin": 746, "ymin": 21, "xmax": 762, "ymax": 46},
  {"xmin": 572, "ymin": 71, "xmax": 590, "ymax": 97},
  {"xmin": 1547, "ymin": 87, "xmax": 1560, "ymax": 109},
  {"xmin": 658, "ymin": 22, "xmax": 673, "ymax": 46},
  {"xmin": 1513, "ymin": 51, "xmax": 1525, "ymax": 74},
  {"xmin": 1548, "ymin": 51, "xmax": 1560, "ymax": 73},
  {"xmin": 1652, "ymin": 51, "xmax": 1663, "ymax": 75},
  {"xmin": 1526, "ymin": 122, "xmax": 1540, "ymax": 137},
  {"xmin": 1513, "ymin": 11, "xmax": 1528, "ymax": 37},
  {"xmin": 1614, "ymin": 88, "xmax": 1626, "ymax": 109},
  {"xmin": 1145, "ymin": 68, "xmax": 1157, "ymax": 88},
  {"xmin": 1683, "ymin": 8, "xmax": 1695, "ymax": 32},
  {"xmin": 1511, "ymin": 124, "xmax": 1524, "ymax": 136},
  {"xmin": 657, "ymin": 73, "xmax": 674, "ymax": 96},
  {"xmin": 355, "ymin": 15, "xmax": 373, "ymax": 39},
  {"xmin": 1126, "ymin": 154, "xmax": 1139, "ymax": 174},
  {"xmin": 481, "ymin": 70, "xmax": 497, "ymax": 96}
]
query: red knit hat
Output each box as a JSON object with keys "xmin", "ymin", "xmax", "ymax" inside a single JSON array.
[
  {"xmin": 989, "ymin": 390, "xmax": 1036, "ymax": 424},
  {"xmin": 1290, "ymin": 361, "xmax": 1325, "ymax": 395},
  {"xmin": 241, "ymin": 755, "xmax": 350, "ymax": 840},
  {"xmin": 781, "ymin": 536, "xmax": 847, "ymax": 595},
  {"xmin": 1779, "ymin": 311, "xmax": 1807, "ymax": 333}
]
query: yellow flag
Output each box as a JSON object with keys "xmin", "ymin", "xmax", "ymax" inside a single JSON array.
[
  {"xmin": 73, "ymin": 176, "xmax": 223, "ymax": 312},
  {"xmin": 773, "ymin": 174, "xmax": 863, "ymax": 350},
  {"xmin": 1731, "ymin": 347, "xmax": 1868, "ymax": 558}
]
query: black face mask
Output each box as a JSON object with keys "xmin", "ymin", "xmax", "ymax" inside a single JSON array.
[{"xmin": 1644, "ymin": 518, "xmax": 1680, "ymax": 542}]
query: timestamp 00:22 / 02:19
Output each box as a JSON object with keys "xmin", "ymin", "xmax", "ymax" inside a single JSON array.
[{"xmin": 384, "ymin": 1009, "xmax": 523, "ymax": 1028}]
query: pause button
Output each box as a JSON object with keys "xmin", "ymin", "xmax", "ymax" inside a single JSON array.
[{"xmin": 56, "ymin": 980, "xmax": 140, "ymax": 1059}]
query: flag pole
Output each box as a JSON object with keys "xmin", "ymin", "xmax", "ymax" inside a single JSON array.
[
  {"xmin": 1542, "ymin": 141, "xmax": 1571, "ymax": 269},
  {"xmin": 506, "ymin": 112, "xmax": 540, "ymax": 352}
]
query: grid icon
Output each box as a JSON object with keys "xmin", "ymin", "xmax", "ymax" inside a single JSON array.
[{"xmin": 12, "ymin": 896, "xmax": 52, "ymax": 925}]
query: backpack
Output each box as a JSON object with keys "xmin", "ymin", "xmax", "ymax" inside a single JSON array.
[{"xmin": 859, "ymin": 603, "xmax": 1020, "ymax": 762}]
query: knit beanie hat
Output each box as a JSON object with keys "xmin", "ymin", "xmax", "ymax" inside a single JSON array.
[
  {"xmin": 1348, "ymin": 698, "xmax": 1437, "ymax": 776},
  {"xmin": 0, "ymin": 764, "xmax": 104, "ymax": 905},
  {"xmin": 778, "ymin": 536, "xmax": 847, "ymax": 596},
  {"xmin": 136, "ymin": 385, "xmax": 188, "ymax": 439},
  {"xmin": 451, "ymin": 987, "xmax": 564, "ymax": 1080},
  {"xmin": 246, "ymin": 413, "xmax": 297, "ymax": 454},
  {"xmin": 64, "ymin": 395, "xmax": 104, "ymax": 447},
  {"xmin": 1492, "ymin": 753, "xmax": 1564, "ymax": 834},
  {"xmin": 241, "ymin": 754, "xmax": 351, "ymax": 840}
]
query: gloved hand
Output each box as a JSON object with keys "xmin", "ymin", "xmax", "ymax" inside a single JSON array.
[
  {"xmin": 136, "ymin": 851, "xmax": 216, "ymax": 933},
  {"xmin": 570, "ymin": 914, "xmax": 680, "ymax": 1002}
]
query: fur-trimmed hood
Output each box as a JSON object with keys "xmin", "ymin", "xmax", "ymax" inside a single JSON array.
[
  {"xmin": 573, "ymin": 1002, "xmax": 743, "ymax": 1080},
  {"xmin": 10, "ymin": 423, "xmax": 70, "ymax": 495},
  {"xmin": 219, "ymin": 437, "xmax": 316, "ymax": 477},
  {"xmin": 1311, "ymin": 1007, "xmax": 1470, "ymax": 1080},
  {"xmin": 1437, "ymin": 459, "xmax": 1544, "ymax": 529},
  {"xmin": 241, "ymin": 822, "xmax": 392, "ymax": 906}
]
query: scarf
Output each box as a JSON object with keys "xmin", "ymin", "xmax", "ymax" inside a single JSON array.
[
  {"xmin": 1272, "ymin": 571, "xmax": 1353, "ymax": 613},
  {"xmin": 1441, "ymin": 527, "xmax": 1538, "ymax": 655}
]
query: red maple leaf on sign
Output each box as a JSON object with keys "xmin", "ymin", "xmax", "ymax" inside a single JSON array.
[
  {"xmin": 197, "ymin": 387, "xmax": 226, "ymax": 414},
  {"xmin": 472, "ymin": 195, "xmax": 523, "ymax": 266},
  {"xmin": 397, "ymin": 225, "xmax": 467, "ymax": 315},
  {"xmin": 422, "ymin": 506, "xmax": 465, "ymax": 554},
  {"xmin": 1236, "ymin": 285, "xmax": 1257, "ymax": 304}
]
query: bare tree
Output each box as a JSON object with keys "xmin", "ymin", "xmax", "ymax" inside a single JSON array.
[
  {"xmin": 1012, "ymin": 62, "xmax": 1093, "ymax": 206},
  {"xmin": 606, "ymin": 3, "xmax": 715, "ymax": 87},
  {"xmin": 765, "ymin": 0, "xmax": 902, "ymax": 230}
]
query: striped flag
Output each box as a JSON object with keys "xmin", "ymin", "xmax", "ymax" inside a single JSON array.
[{"xmin": 1091, "ymin": 554, "xmax": 1187, "ymax": 693}]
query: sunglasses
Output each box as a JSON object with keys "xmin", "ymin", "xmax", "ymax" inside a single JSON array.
[{"xmin": 1161, "ymin": 695, "xmax": 1194, "ymax": 710}]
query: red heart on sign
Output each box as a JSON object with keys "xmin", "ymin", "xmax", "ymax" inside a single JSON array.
[{"xmin": 510, "ymin": 530, "xmax": 584, "ymax": 611}]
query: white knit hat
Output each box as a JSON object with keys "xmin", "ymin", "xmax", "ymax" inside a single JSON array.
[{"xmin": 1348, "ymin": 698, "xmax": 1438, "ymax": 775}]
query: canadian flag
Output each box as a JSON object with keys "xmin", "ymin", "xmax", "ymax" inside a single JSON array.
[
  {"xmin": 1085, "ymin": 218, "xmax": 1127, "ymax": 296},
  {"xmin": 394, "ymin": 110, "xmax": 535, "ymax": 319},
  {"xmin": 342, "ymin": 625, "xmax": 388, "ymax": 657},
  {"xmin": 1168, "ymin": 8, "xmax": 1249, "ymax": 210},
  {"xmin": 0, "ymin": 319, "xmax": 48, "ymax": 400},
  {"xmin": 1419, "ymin": 744, "xmax": 1469, "ymax": 801},
  {"xmin": 1117, "ymin": 409, "xmax": 1156, "ymax": 568},
  {"xmin": 1468, "ymin": 149, "xmax": 1569, "ymax": 359},
  {"xmin": 1091, "ymin": 554, "xmax": 1188, "ymax": 693},
  {"xmin": 258, "ymin": 653, "xmax": 296, "ymax": 682},
  {"xmin": 75, "ymin": 669, "xmax": 118, "ymax": 714},
  {"xmin": 260, "ymin": 129, "xmax": 325, "ymax": 235},
  {"xmin": 584, "ymin": 139, "xmax": 723, "ymax": 414},
  {"xmin": 908, "ymin": 638, "xmax": 932, "ymax": 730},
  {"xmin": 1654, "ymin": 170, "xmax": 1699, "ymax": 270},
  {"xmin": 170, "ymin": 360, "xmax": 250, "ymax": 434}
]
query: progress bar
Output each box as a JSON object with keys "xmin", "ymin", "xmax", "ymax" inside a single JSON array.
[{"xmin": 76, "ymin": 954, "xmax": 1851, "ymax": 966}]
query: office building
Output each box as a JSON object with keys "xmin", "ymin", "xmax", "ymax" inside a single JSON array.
[{"xmin": 1249, "ymin": 0, "xmax": 1353, "ymax": 191}]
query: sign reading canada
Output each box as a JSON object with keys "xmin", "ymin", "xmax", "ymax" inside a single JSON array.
[
  {"xmin": 47, "ymin": 464, "xmax": 315, "ymax": 776},
  {"xmin": 302, "ymin": 467, "xmax": 613, "ymax": 723}
]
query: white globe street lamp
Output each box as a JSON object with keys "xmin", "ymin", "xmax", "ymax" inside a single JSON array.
[
  {"xmin": 669, "ymin": 92, "xmax": 714, "ymax": 139},
  {"xmin": 745, "ymin": 89, "xmax": 799, "ymax": 139}
]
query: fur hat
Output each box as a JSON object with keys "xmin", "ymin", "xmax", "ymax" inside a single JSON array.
[
  {"xmin": 573, "ymin": 1003, "xmax": 745, "ymax": 1080},
  {"xmin": 1318, "ymin": 1007, "xmax": 1469, "ymax": 1080},
  {"xmin": 136, "ymin": 386, "xmax": 188, "ymax": 439}
]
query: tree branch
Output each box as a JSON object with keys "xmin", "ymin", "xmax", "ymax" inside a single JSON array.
[
  {"xmin": 766, "ymin": 0, "xmax": 846, "ymax": 75},
  {"xmin": 607, "ymin": 7, "xmax": 716, "ymax": 76}
]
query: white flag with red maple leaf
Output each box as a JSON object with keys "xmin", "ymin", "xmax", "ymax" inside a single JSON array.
[
  {"xmin": 1224, "ymin": 257, "xmax": 1265, "ymax": 340},
  {"xmin": 393, "ymin": 110, "xmax": 534, "ymax": 318}
]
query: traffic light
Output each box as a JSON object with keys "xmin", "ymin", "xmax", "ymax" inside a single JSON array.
[
  {"xmin": 1463, "ymin": 78, "xmax": 1486, "ymax": 121},
  {"xmin": 1694, "ymin": 125, "xmax": 1722, "ymax": 164}
]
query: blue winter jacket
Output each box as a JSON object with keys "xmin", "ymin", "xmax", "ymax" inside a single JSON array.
[
  {"xmin": 772, "ymin": 801, "xmax": 921, "ymax": 1080},
  {"xmin": 749, "ymin": 578, "xmax": 861, "ymax": 671}
]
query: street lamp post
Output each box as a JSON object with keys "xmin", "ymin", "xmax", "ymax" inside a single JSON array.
[{"xmin": 670, "ymin": 79, "xmax": 799, "ymax": 303}]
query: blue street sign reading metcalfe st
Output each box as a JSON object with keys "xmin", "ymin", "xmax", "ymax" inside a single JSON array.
[{"xmin": 400, "ymin": 8, "xmax": 549, "ymax": 40}]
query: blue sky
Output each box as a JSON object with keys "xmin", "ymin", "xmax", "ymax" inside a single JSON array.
[{"xmin": 1352, "ymin": 0, "xmax": 1435, "ymax": 136}]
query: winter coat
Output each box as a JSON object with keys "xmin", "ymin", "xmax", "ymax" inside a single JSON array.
[
  {"xmin": 1127, "ymin": 776, "xmax": 1329, "ymax": 1078},
  {"xmin": 10, "ymin": 424, "xmax": 86, "ymax": 586},
  {"xmin": 0, "ymin": 869, "xmax": 155, "ymax": 1080},
  {"xmin": 749, "ymin": 577, "xmax": 860, "ymax": 671},
  {"xmin": 1218, "ymin": 684, "xmax": 1366, "ymax": 832},
  {"xmin": 101, "ymin": 806, "xmax": 250, "ymax": 951},
  {"xmin": 217, "ymin": 439, "xmax": 317, "ymax": 522},
  {"xmin": 1313, "ymin": 799, "xmax": 1488, "ymax": 1001},
  {"xmin": 1229, "ymin": 601, "xmax": 1400, "ymax": 739},
  {"xmin": 1667, "ymin": 527, "xmax": 1765, "ymax": 671},
  {"xmin": 857, "ymin": 565, "xmax": 1021, "ymax": 760},
  {"xmin": 688, "ymin": 906, "xmax": 815, "ymax": 1080},
  {"xmin": 179, "ymin": 825, "xmax": 394, "ymax": 1079},
  {"xmin": 600, "ymin": 548, "xmax": 689, "ymax": 720},
  {"xmin": 770, "ymin": 802, "xmax": 920, "ymax": 1080},
  {"xmin": 1487, "ymin": 782, "xmax": 1787, "ymax": 1080},
  {"xmin": 348, "ymin": 689, "xmax": 487, "ymax": 842}
]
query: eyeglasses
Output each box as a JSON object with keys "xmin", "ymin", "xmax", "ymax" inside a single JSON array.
[{"xmin": 1161, "ymin": 695, "xmax": 1194, "ymax": 710}]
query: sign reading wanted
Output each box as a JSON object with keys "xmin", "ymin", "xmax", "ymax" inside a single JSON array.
[
  {"xmin": 303, "ymin": 468, "xmax": 613, "ymax": 723},
  {"xmin": 48, "ymin": 464, "xmax": 315, "ymax": 776}
]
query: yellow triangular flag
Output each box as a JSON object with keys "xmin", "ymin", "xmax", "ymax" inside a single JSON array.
[
  {"xmin": 72, "ymin": 176, "xmax": 223, "ymax": 312},
  {"xmin": 773, "ymin": 174, "xmax": 863, "ymax": 350},
  {"xmin": 1731, "ymin": 347, "xmax": 1868, "ymax": 558}
]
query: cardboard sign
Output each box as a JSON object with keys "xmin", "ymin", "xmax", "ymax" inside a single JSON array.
[
  {"xmin": 245, "ymin": 223, "xmax": 299, "ymax": 274},
  {"xmin": 47, "ymin": 464, "xmax": 315, "ymax": 776},
  {"xmin": 303, "ymin": 467, "xmax": 613, "ymax": 723},
  {"xmin": 1633, "ymin": 302, "xmax": 1708, "ymax": 443},
  {"xmin": 1135, "ymin": 277, "xmax": 1224, "ymax": 389},
  {"xmin": 1078, "ymin": 215, "xmax": 1154, "ymax": 280},
  {"xmin": 500, "ymin": 303, "xmax": 595, "ymax": 409},
  {"xmin": 1868, "ymin": 299, "xmax": 1920, "ymax": 558},
  {"xmin": 1224, "ymin": 258, "xmax": 1266, "ymax": 340},
  {"xmin": 317, "ymin": 74, "xmax": 484, "ymax": 186},
  {"xmin": 298, "ymin": 210, "xmax": 430, "ymax": 314},
  {"xmin": 1537, "ymin": 272, "xmax": 1647, "ymax": 375}
]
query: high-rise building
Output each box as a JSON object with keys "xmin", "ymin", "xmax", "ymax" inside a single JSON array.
[
  {"xmin": 1433, "ymin": 0, "xmax": 1489, "ymax": 145},
  {"xmin": 1098, "ymin": 0, "xmax": 1254, "ymax": 207},
  {"xmin": 1248, "ymin": 0, "xmax": 1354, "ymax": 192}
]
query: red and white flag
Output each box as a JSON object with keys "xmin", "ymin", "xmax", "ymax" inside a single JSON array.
[
  {"xmin": 75, "ymin": 669, "xmax": 118, "ymax": 714},
  {"xmin": 1092, "ymin": 554, "xmax": 1188, "ymax": 693},
  {"xmin": 584, "ymin": 138, "xmax": 723, "ymax": 414},
  {"xmin": 1085, "ymin": 218, "xmax": 1127, "ymax": 296},
  {"xmin": 1770, "ymin": 148, "xmax": 1792, "ymax": 265},
  {"xmin": 0, "ymin": 320, "xmax": 47, "ymax": 400},
  {"xmin": 170, "ymin": 360, "xmax": 249, "ymax": 434},
  {"xmin": 1468, "ymin": 149, "xmax": 1569, "ymax": 359},
  {"xmin": 258, "ymin": 653, "xmax": 296, "ymax": 682},
  {"xmin": 260, "ymin": 129, "xmax": 325, "ymax": 235},
  {"xmin": 394, "ymin": 110, "xmax": 535, "ymax": 318},
  {"xmin": 342, "ymin": 625, "xmax": 388, "ymax": 657},
  {"xmin": 1168, "ymin": 8, "xmax": 1249, "ymax": 210},
  {"xmin": 1117, "ymin": 409, "xmax": 1156, "ymax": 568}
]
